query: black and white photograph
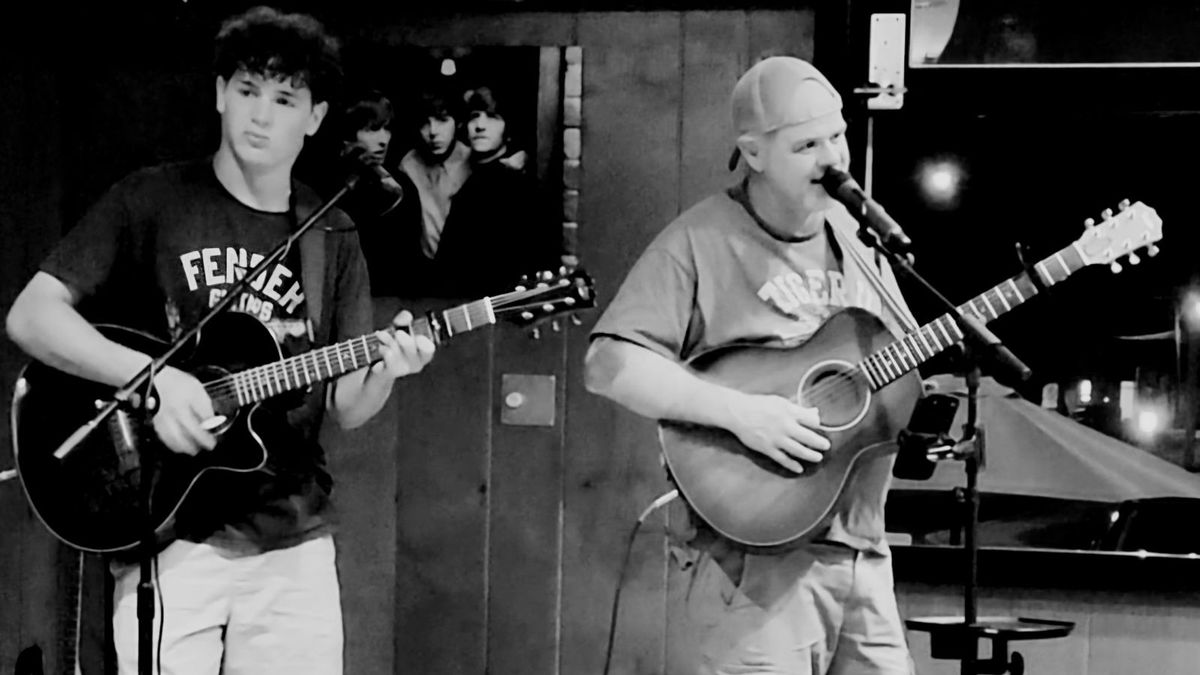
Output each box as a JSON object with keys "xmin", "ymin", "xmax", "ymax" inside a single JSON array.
[{"xmin": 5, "ymin": 3, "xmax": 1200, "ymax": 675}]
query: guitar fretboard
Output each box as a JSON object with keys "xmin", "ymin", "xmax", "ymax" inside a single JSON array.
[
  {"xmin": 203, "ymin": 299, "xmax": 496, "ymax": 409},
  {"xmin": 857, "ymin": 243, "xmax": 1082, "ymax": 390}
]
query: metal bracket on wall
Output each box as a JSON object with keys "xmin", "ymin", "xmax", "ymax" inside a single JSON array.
[{"xmin": 500, "ymin": 374, "xmax": 557, "ymax": 427}]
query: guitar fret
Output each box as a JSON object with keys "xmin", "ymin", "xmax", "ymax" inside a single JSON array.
[
  {"xmin": 904, "ymin": 334, "xmax": 925, "ymax": 361},
  {"xmin": 334, "ymin": 345, "xmax": 345, "ymax": 373},
  {"xmin": 981, "ymin": 293, "xmax": 998, "ymax": 318},
  {"xmin": 880, "ymin": 348, "xmax": 898, "ymax": 374},
  {"xmin": 935, "ymin": 318, "xmax": 955, "ymax": 344},
  {"xmin": 348, "ymin": 342, "xmax": 359, "ymax": 370},
  {"xmin": 873, "ymin": 356, "xmax": 891, "ymax": 383},
  {"xmin": 1054, "ymin": 252, "xmax": 1070, "ymax": 278},
  {"xmin": 994, "ymin": 287, "xmax": 1012, "ymax": 312},
  {"xmin": 862, "ymin": 357, "xmax": 881, "ymax": 385},
  {"xmin": 879, "ymin": 351, "xmax": 898, "ymax": 378},
  {"xmin": 1007, "ymin": 279, "xmax": 1025, "ymax": 303},
  {"xmin": 322, "ymin": 350, "xmax": 333, "ymax": 379},
  {"xmin": 897, "ymin": 340, "xmax": 917, "ymax": 367},
  {"xmin": 858, "ymin": 363, "xmax": 878, "ymax": 390},
  {"xmin": 915, "ymin": 327, "xmax": 935, "ymax": 356},
  {"xmin": 278, "ymin": 363, "xmax": 291, "ymax": 391},
  {"xmin": 1035, "ymin": 261, "xmax": 1052, "ymax": 286},
  {"xmin": 234, "ymin": 375, "xmax": 245, "ymax": 406}
]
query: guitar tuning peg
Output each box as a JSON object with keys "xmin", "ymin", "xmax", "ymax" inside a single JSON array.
[
  {"xmin": 1127, "ymin": 252, "xmax": 1141, "ymax": 266},
  {"xmin": 541, "ymin": 303, "xmax": 555, "ymax": 313},
  {"xmin": 570, "ymin": 315, "xmax": 584, "ymax": 326},
  {"xmin": 520, "ymin": 311, "xmax": 535, "ymax": 321},
  {"xmin": 1147, "ymin": 244, "xmax": 1160, "ymax": 257},
  {"xmin": 1100, "ymin": 208, "xmax": 1113, "ymax": 221},
  {"xmin": 531, "ymin": 327, "xmax": 541, "ymax": 340},
  {"xmin": 551, "ymin": 320, "xmax": 561, "ymax": 332},
  {"xmin": 1083, "ymin": 217, "xmax": 1096, "ymax": 229},
  {"xmin": 1118, "ymin": 198, "xmax": 1131, "ymax": 211},
  {"xmin": 541, "ymin": 270, "xmax": 554, "ymax": 281},
  {"xmin": 1110, "ymin": 261, "xmax": 1123, "ymax": 274}
]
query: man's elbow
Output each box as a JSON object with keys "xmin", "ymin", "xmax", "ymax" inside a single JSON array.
[
  {"xmin": 584, "ymin": 338, "xmax": 620, "ymax": 398},
  {"xmin": 5, "ymin": 293, "xmax": 38, "ymax": 353}
]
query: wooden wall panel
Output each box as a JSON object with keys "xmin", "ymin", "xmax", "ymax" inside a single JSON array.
[
  {"xmin": 322, "ymin": 298, "xmax": 407, "ymax": 675},
  {"xmin": 487, "ymin": 324, "xmax": 569, "ymax": 674},
  {"xmin": 678, "ymin": 12, "xmax": 749, "ymax": 212},
  {"xmin": 560, "ymin": 11, "xmax": 688, "ymax": 675},
  {"xmin": 392, "ymin": 298, "xmax": 493, "ymax": 675}
]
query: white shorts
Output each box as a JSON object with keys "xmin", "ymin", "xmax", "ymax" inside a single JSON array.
[{"xmin": 111, "ymin": 534, "xmax": 342, "ymax": 675}]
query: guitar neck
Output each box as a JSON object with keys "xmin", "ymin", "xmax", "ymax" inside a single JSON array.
[
  {"xmin": 859, "ymin": 242, "xmax": 1084, "ymax": 390},
  {"xmin": 204, "ymin": 298, "xmax": 496, "ymax": 408}
]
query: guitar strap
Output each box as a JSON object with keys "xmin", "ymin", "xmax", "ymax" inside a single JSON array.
[
  {"xmin": 826, "ymin": 209, "xmax": 919, "ymax": 335},
  {"xmin": 292, "ymin": 190, "xmax": 326, "ymax": 342}
]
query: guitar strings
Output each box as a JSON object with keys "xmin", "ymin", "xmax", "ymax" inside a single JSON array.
[{"xmin": 198, "ymin": 282, "xmax": 579, "ymax": 403}]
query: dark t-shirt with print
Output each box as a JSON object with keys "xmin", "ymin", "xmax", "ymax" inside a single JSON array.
[{"xmin": 41, "ymin": 156, "xmax": 372, "ymax": 553}]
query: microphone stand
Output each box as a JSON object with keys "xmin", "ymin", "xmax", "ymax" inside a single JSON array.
[
  {"xmin": 52, "ymin": 168, "xmax": 368, "ymax": 675},
  {"xmin": 855, "ymin": 227, "xmax": 1074, "ymax": 674}
]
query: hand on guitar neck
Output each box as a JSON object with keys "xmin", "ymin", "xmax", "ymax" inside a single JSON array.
[{"xmin": 724, "ymin": 392, "xmax": 830, "ymax": 474}]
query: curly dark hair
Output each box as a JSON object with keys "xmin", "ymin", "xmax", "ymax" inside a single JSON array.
[{"xmin": 213, "ymin": 6, "xmax": 343, "ymax": 105}]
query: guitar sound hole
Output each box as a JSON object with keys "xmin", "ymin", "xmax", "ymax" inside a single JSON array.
[{"xmin": 800, "ymin": 362, "xmax": 870, "ymax": 430}]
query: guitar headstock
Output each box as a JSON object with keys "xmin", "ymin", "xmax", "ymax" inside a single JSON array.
[
  {"xmin": 1074, "ymin": 199, "xmax": 1163, "ymax": 273},
  {"xmin": 492, "ymin": 267, "xmax": 596, "ymax": 335}
]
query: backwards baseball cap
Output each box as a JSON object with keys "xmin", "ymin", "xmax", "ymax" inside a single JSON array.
[{"xmin": 728, "ymin": 56, "xmax": 843, "ymax": 170}]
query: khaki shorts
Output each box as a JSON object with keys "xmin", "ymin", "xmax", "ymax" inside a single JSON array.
[{"xmin": 687, "ymin": 541, "xmax": 913, "ymax": 675}]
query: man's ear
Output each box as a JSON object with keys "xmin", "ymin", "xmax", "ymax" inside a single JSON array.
[
  {"xmin": 307, "ymin": 100, "xmax": 329, "ymax": 137},
  {"xmin": 215, "ymin": 76, "xmax": 228, "ymax": 114},
  {"xmin": 736, "ymin": 133, "xmax": 764, "ymax": 172}
]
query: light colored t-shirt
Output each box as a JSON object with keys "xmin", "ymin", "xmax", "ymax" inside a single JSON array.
[{"xmin": 591, "ymin": 179, "xmax": 916, "ymax": 553}]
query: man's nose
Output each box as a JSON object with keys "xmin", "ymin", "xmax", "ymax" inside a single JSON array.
[{"xmin": 251, "ymin": 97, "xmax": 273, "ymax": 126}]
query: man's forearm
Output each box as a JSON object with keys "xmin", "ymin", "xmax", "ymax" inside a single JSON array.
[
  {"xmin": 584, "ymin": 338, "xmax": 745, "ymax": 430},
  {"xmin": 329, "ymin": 368, "xmax": 394, "ymax": 429}
]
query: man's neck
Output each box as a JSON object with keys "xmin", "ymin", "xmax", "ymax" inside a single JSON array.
[
  {"xmin": 212, "ymin": 146, "xmax": 292, "ymax": 213},
  {"xmin": 746, "ymin": 174, "xmax": 825, "ymax": 240}
]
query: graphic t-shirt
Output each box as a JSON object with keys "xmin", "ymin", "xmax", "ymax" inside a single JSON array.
[
  {"xmin": 591, "ymin": 179, "xmax": 916, "ymax": 554},
  {"xmin": 41, "ymin": 156, "xmax": 369, "ymax": 553}
]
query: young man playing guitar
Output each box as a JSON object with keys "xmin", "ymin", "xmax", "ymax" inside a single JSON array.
[
  {"xmin": 5, "ymin": 7, "xmax": 434, "ymax": 673},
  {"xmin": 585, "ymin": 56, "xmax": 917, "ymax": 674}
]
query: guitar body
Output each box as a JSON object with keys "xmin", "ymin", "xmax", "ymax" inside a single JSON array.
[
  {"xmin": 11, "ymin": 312, "xmax": 288, "ymax": 553},
  {"xmin": 659, "ymin": 307, "xmax": 923, "ymax": 548}
]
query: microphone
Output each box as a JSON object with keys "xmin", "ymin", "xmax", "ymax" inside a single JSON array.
[
  {"xmin": 342, "ymin": 145, "xmax": 405, "ymax": 200},
  {"xmin": 819, "ymin": 168, "xmax": 912, "ymax": 250}
]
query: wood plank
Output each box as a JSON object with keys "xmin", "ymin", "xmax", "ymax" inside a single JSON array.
[
  {"xmin": 562, "ymin": 11, "xmax": 684, "ymax": 675},
  {"xmin": 393, "ymin": 296, "xmax": 493, "ymax": 674},
  {"xmin": 678, "ymin": 11, "xmax": 748, "ymax": 212},
  {"xmin": 322, "ymin": 297, "xmax": 406, "ymax": 675},
  {"xmin": 486, "ymin": 324, "xmax": 568, "ymax": 673}
]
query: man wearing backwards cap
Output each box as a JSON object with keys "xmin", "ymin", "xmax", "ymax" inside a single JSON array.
[{"xmin": 585, "ymin": 56, "xmax": 916, "ymax": 674}]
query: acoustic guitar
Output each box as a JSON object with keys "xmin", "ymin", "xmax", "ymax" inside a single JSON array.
[
  {"xmin": 659, "ymin": 201, "xmax": 1162, "ymax": 548},
  {"xmin": 11, "ymin": 268, "xmax": 594, "ymax": 553}
]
